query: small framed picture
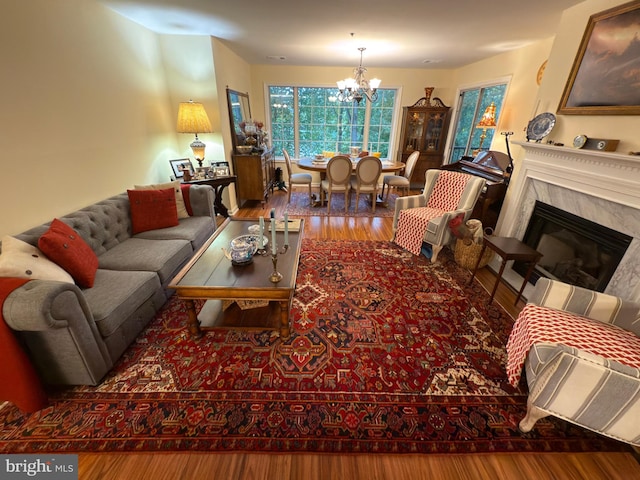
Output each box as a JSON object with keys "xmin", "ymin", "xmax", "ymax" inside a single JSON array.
[
  {"xmin": 213, "ymin": 166, "xmax": 230, "ymax": 177},
  {"xmin": 212, "ymin": 161, "xmax": 230, "ymax": 177},
  {"xmin": 196, "ymin": 167, "xmax": 211, "ymax": 179},
  {"xmin": 170, "ymin": 159, "xmax": 194, "ymax": 178}
]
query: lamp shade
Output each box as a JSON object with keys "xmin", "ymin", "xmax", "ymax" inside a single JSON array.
[
  {"xmin": 476, "ymin": 102, "xmax": 497, "ymax": 128},
  {"xmin": 176, "ymin": 100, "xmax": 212, "ymax": 134}
]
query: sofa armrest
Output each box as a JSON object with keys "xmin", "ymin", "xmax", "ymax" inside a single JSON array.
[
  {"xmin": 3, "ymin": 280, "xmax": 112, "ymax": 384},
  {"xmin": 187, "ymin": 184, "xmax": 216, "ymax": 218},
  {"xmin": 392, "ymin": 194, "xmax": 427, "ymax": 232},
  {"xmin": 529, "ymin": 278, "xmax": 640, "ymax": 335}
]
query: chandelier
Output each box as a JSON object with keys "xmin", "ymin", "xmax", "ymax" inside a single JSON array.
[{"xmin": 336, "ymin": 47, "xmax": 381, "ymax": 104}]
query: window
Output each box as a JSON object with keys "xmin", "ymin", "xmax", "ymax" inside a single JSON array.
[
  {"xmin": 447, "ymin": 83, "xmax": 507, "ymax": 163},
  {"xmin": 268, "ymin": 86, "xmax": 398, "ymax": 159}
]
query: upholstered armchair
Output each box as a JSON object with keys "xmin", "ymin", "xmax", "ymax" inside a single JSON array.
[
  {"xmin": 508, "ymin": 278, "xmax": 640, "ymax": 446},
  {"xmin": 392, "ymin": 169, "xmax": 485, "ymax": 262}
]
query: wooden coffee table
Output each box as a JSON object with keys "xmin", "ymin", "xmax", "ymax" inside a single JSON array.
[{"xmin": 168, "ymin": 218, "xmax": 304, "ymax": 339}]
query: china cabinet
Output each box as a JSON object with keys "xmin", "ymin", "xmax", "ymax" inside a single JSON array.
[{"xmin": 397, "ymin": 89, "xmax": 451, "ymax": 187}]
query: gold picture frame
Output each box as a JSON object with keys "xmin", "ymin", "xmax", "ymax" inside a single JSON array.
[{"xmin": 558, "ymin": 1, "xmax": 640, "ymax": 115}]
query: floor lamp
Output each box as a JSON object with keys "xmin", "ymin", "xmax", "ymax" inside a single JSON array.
[{"xmin": 473, "ymin": 102, "xmax": 497, "ymax": 156}]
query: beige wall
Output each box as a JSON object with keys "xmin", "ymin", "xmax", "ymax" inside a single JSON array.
[
  {"xmin": 0, "ymin": 0, "xmax": 224, "ymax": 237},
  {"xmin": 1, "ymin": 0, "xmax": 171, "ymax": 236},
  {"xmin": 538, "ymin": 0, "xmax": 639, "ymax": 152},
  {"xmin": 247, "ymin": 65, "xmax": 454, "ymax": 164},
  {"xmin": 248, "ymin": 64, "xmax": 455, "ymax": 120},
  {"xmin": 451, "ymin": 38, "xmax": 555, "ymax": 158},
  {"xmin": 2, "ymin": 0, "xmax": 636, "ymax": 237},
  {"xmin": 160, "ymin": 34, "xmax": 221, "ymax": 168},
  {"xmin": 211, "ymin": 38, "xmax": 254, "ymax": 211}
]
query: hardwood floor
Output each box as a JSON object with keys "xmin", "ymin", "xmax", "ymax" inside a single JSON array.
[{"xmin": 78, "ymin": 188, "xmax": 640, "ymax": 479}]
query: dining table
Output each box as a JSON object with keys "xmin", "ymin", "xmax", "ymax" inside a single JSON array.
[
  {"xmin": 297, "ymin": 156, "xmax": 405, "ymax": 175},
  {"xmin": 296, "ymin": 156, "xmax": 405, "ymax": 207}
]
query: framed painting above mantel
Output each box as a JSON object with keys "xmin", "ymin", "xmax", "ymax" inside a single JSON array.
[{"xmin": 558, "ymin": 0, "xmax": 640, "ymax": 115}]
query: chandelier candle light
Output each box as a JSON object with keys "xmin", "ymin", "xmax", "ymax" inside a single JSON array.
[{"xmin": 337, "ymin": 47, "xmax": 381, "ymax": 104}]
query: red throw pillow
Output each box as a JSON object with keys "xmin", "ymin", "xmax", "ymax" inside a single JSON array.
[
  {"xmin": 127, "ymin": 188, "xmax": 179, "ymax": 235},
  {"xmin": 448, "ymin": 212, "xmax": 465, "ymax": 238},
  {"xmin": 38, "ymin": 218, "xmax": 99, "ymax": 288}
]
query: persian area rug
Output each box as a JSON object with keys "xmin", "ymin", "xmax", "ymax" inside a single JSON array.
[
  {"xmin": 285, "ymin": 191, "xmax": 398, "ymax": 217},
  {"xmin": 0, "ymin": 241, "xmax": 630, "ymax": 454}
]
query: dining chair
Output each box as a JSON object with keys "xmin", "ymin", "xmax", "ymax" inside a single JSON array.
[
  {"xmin": 283, "ymin": 149, "xmax": 313, "ymax": 204},
  {"xmin": 320, "ymin": 155, "xmax": 352, "ymax": 213},
  {"xmin": 380, "ymin": 150, "xmax": 420, "ymax": 202},
  {"xmin": 350, "ymin": 156, "xmax": 382, "ymax": 213}
]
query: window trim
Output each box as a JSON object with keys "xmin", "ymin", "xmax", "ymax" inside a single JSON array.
[
  {"xmin": 444, "ymin": 76, "xmax": 512, "ymax": 164},
  {"xmin": 264, "ymin": 83, "xmax": 402, "ymax": 160}
]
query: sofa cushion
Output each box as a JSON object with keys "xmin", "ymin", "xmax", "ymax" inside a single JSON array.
[
  {"xmin": 38, "ymin": 219, "xmax": 99, "ymax": 287},
  {"xmin": 82, "ymin": 268, "xmax": 161, "ymax": 338},
  {"xmin": 134, "ymin": 216, "xmax": 215, "ymax": 250},
  {"xmin": 0, "ymin": 235, "xmax": 74, "ymax": 283},
  {"xmin": 97, "ymin": 237, "xmax": 192, "ymax": 286},
  {"xmin": 127, "ymin": 188, "xmax": 179, "ymax": 234},
  {"xmin": 135, "ymin": 180, "xmax": 190, "ymax": 219}
]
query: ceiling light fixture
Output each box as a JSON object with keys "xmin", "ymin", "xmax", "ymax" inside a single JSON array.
[{"xmin": 336, "ymin": 47, "xmax": 381, "ymax": 104}]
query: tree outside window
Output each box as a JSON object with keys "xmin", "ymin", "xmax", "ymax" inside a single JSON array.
[
  {"xmin": 268, "ymin": 86, "xmax": 397, "ymax": 159},
  {"xmin": 448, "ymin": 83, "xmax": 507, "ymax": 163}
]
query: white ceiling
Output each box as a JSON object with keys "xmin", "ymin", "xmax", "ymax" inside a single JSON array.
[{"xmin": 98, "ymin": 0, "xmax": 585, "ymax": 69}]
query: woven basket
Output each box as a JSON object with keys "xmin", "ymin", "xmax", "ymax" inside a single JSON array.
[{"xmin": 454, "ymin": 239, "xmax": 494, "ymax": 269}]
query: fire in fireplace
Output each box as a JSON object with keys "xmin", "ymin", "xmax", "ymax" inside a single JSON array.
[{"xmin": 514, "ymin": 201, "xmax": 632, "ymax": 292}]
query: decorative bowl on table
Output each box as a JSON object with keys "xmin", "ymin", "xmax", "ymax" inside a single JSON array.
[
  {"xmin": 236, "ymin": 145, "xmax": 253, "ymax": 154},
  {"xmin": 223, "ymin": 234, "xmax": 268, "ymax": 266}
]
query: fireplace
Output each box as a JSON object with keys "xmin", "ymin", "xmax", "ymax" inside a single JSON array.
[
  {"xmin": 513, "ymin": 201, "xmax": 631, "ymax": 292},
  {"xmin": 494, "ymin": 142, "xmax": 640, "ymax": 302}
]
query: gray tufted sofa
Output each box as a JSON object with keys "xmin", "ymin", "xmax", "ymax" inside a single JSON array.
[{"xmin": 2, "ymin": 185, "xmax": 216, "ymax": 385}]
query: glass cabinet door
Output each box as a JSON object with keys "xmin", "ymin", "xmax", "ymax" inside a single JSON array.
[
  {"xmin": 424, "ymin": 111, "xmax": 445, "ymax": 152},
  {"xmin": 405, "ymin": 111, "xmax": 426, "ymax": 152}
]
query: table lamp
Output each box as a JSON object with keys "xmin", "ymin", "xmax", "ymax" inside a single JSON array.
[
  {"xmin": 177, "ymin": 100, "xmax": 213, "ymax": 167},
  {"xmin": 473, "ymin": 102, "xmax": 497, "ymax": 156}
]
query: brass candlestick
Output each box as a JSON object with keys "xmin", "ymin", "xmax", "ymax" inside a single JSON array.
[{"xmin": 268, "ymin": 244, "xmax": 289, "ymax": 283}]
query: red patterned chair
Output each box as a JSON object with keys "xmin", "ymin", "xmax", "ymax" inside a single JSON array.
[{"xmin": 392, "ymin": 169, "xmax": 485, "ymax": 261}]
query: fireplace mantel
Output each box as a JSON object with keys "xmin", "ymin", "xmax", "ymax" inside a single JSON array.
[{"xmin": 494, "ymin": 141, "xmax": 640, "ymax": 302}]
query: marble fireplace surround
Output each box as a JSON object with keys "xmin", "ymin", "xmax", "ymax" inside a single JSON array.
[{"xmin": 494, "ymin": 141, "xmax": 640, "ymax": 303}]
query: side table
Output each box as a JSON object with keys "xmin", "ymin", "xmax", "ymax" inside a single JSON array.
[
  {"xmin": 183, "ymin": 175, "xmax": 236, "ymax": 217},
  {"xmin": 469, "ymin": 235, "xmax": 543, "ymax": 305}
]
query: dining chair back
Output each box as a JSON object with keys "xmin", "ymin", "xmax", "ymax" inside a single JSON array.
[
  {"xmin": 283, "ymin": 149, "xmax": 313, "ymax": 204},
  {"xmin": 381, "ymin": 150, "xmax": 420, "ymax": 201},
  {"xmin": 350, "ymin": 156, "xmax": 383, "ymax": 213},
  {"xmin": 320, "ymin": 155, "xmax": 352, "ymax": 213}
]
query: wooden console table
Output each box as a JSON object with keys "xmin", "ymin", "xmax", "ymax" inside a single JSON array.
[{"xmin": 183, "ymin": 175, "xmax": 236, "ymax": 217}]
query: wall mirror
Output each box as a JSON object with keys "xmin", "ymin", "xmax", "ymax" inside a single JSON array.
[{"xmin": 226, "ymin": 87, "xmax": 252, "ymax": 150}]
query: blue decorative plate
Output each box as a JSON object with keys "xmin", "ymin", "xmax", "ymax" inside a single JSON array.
[{"xmin": 526, "ymin": 112, "xmax": 556, "ymax": 142}]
